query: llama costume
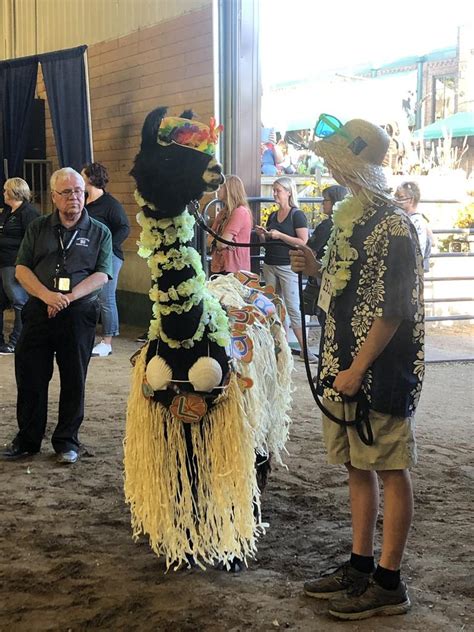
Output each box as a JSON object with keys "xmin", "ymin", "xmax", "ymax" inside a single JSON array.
[{"xmin": 124, "ymin": 107, "xmax": 293, "ymax": 570}]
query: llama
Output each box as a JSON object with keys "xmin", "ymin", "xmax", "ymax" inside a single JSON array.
[{"xmin": 124, "ymin": 107, "xmax": 293, "ymax": 570}]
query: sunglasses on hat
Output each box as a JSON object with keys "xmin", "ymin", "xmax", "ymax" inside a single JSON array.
[
  {"xmin": 314, "ymin": 113, "xmax": 343, "ymax": 138},
  {"xmin": 314, "ymin": 114, "xmax": 367, "ymax": 155},
  {"xmin": 314, "ymin": 113, "xmax": 352, "ymax": 142}
]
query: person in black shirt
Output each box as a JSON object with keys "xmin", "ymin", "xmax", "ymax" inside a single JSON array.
[
  {"xmin": 2, "ymin": 168, "xmax": 113, "ymax": 464},
  {"xmin": 82, "ymin": 162, "xmax": 130, "ymax": 357},
  {"xmin": 255, "ymin": 176, "xmax": 310, "ymax": 359},
  {"xmin": 304, "ymin": 185, "xmax": 348, "ymax": 326},
  {"xmin": 308, "ymin": 185, "xmax": 348, "ymax": 259},
  {"xmin": 0, "ymin": 178, "xmax": 40, "ymax": 353}
]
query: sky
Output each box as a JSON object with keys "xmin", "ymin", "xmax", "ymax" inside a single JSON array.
[{"xmin": 260, "ymin": 0, "xmax": 472, "ymax": 88}]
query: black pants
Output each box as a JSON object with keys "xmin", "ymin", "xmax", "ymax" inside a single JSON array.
[{"xmin": 14, "ymin": 297, "xmax": 99, "ymax": 453}]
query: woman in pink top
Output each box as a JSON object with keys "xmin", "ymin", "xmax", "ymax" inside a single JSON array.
[{"xmin": 209, "ymin": 175, "xmax": 253, "ymax": 274}]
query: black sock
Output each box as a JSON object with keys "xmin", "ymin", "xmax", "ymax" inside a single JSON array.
[
  {"xmin": 350, "ymin": 552, "xmax": 375, "ymax": 574},
  {"xmin": 374, "ymin": 564, "xmax": 400, "ymax": 590}
]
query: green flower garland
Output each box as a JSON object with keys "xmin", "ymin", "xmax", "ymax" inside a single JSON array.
[
  {"xmin": 321, "ymin": 191, "xmax": 372, "ymax": 295},
  {"xmin": 135, "ymin": 194, "xmax": 230, "ymax": 349}
]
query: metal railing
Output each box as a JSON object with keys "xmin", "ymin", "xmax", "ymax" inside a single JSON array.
[
  {"xmin": 23, "ymin": 159, "xmax": 53, "ymax": 215},
  {"xmin": 199, "ymin": 196, "xmax": 473, "ymax": 361}
]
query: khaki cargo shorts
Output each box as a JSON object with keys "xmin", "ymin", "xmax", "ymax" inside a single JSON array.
[{"xmin": 321, "ymin": 398, "xmax": 417, "ymax": 471}]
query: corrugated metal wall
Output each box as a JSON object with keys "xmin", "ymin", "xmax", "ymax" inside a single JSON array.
[{"xmin": 1, "ymin": 0, "xmax": 210, "ymax": 60}]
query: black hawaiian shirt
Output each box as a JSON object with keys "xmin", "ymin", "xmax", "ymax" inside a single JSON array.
[{"xmin": 317, "ymin": 201, "xmax": 424, "ymax": 417}]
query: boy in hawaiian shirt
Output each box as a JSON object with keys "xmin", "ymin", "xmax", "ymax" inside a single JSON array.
[{"xmin": 290, "ymin": 116, "xmax": 424, "ymax": 621}]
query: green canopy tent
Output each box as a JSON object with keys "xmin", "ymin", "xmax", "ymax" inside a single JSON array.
[{"xmin": 413, "ymin": 111, "xmax": 474, "ymax": 140}]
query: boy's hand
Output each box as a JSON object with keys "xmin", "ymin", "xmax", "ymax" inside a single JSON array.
[{"xmin": 289, "ymin": 245, "xmax": 320, "ymax": 277}]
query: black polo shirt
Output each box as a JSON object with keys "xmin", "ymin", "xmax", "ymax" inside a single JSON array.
[
  {"xmin": 16, "ymin": 209, "xmax": 113, "ymax": 295},
  {"xmin": 0, "ymin": 201, "xmax": 40, "ymax": 267}
]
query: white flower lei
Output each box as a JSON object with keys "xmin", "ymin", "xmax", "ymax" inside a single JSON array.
[
  {"xmin": 136, "ymin": 203, "xmax": 230, "ymax": 349},
  {"xmin": 321, "ymin": 191, "xmax": 372, "ymax": 295}
]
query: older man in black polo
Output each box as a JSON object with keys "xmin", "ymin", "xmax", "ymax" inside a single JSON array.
[{"xmin": 3, "ymin": 167, "xmax": 113, "ymax": 464}]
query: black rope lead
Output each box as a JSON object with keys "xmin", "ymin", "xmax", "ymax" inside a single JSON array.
[
  {"xmin": 189, "ymin": 199, "xmax": 288, "ymax": 249},
  {"xmin": 189, "ymin": 199, "xmax": 373, "ymax": 445},
  {"xmin": 297, "ymin": 272, "xmax": 374, "ymax": 446}
]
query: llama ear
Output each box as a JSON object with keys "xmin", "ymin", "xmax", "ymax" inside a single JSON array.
[
  {"xmin": 140, "ymin": 106, "xmax": 168, "ymax": 150},
  {"xmin": 179, "ymin": 109, "xmax": 195, "ymax": 120}
]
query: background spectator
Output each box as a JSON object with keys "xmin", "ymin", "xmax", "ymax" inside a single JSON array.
[
  {"xmin": 261, "ymin": 128, "xmax": 284, "ymax": 176},
  {"xmin": 82, "ymin": 163, "xmax": 130, "ymax": 357},
  {"xmin": 277, "ymin": 140, "xmax": 296, "ymax": 174},
  {"xmin": 303, "ymin": 185, "xmax": 348, "ymax": 324},
  {"xmin": 308, "ymin": 185, "xmax": 349, "ymax": 259},
  {"xmin": 209, "ymin": 175, "xmax": 253, "ymax": 274},
  {"xmin": 0, "ymin": 178, "xmax": 39, "ymax": 354},
  {"xmin": 255, "ymin": 176, "xmax": 313, "ymax": 361},
  {"xmin": 395, "ymin": 181, "xmax": 433, "ymax": 272}
]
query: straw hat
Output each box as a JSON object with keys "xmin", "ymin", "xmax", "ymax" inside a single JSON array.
[{"xmin": 313, "ymin": 119, "xmax": 392, "ymax": 201}]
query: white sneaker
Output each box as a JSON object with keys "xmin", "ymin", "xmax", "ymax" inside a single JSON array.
[
  {"xmin": 57, "ymin": 450, "xmax": 78, "ymax": 464},
  {"xmin": 91, "ymin": 341, "xmax": 112, "ymax": 357}
]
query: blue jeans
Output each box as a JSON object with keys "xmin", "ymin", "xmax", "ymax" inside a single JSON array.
[
  {"xmin": 0, "ymin": 266, "xmax": 29, "ymax": 346},
  {"xmin": 98, "ymin": 254, "xmax": 123, "ymax": 337}
]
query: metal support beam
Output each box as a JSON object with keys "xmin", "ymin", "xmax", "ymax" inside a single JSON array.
[{"xmin": 217, "ymin": 0, "xmax": 261, "ymax": 200}]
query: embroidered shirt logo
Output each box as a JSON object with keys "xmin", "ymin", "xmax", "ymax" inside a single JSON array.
[{"xmin": 76, "ymin": 237, "xmax": 90, "ymax": 247}]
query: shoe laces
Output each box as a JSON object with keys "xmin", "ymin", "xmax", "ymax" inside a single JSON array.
[{"xmin": 346, "ymin": 574, "xmax": 371, "ymax": 597}]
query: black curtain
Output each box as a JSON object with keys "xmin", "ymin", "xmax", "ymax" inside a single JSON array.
[
  {"xmin": 0, "ymin": 55, "xmax": 38, "ymax": 181},
  {"xmin": 40, "ymin": 45, "xmax": 91, "ymax": 172}
]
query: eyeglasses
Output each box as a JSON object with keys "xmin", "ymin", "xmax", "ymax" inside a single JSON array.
[{"xmin": 54, "ymin": 188, "xmax": 85, "ymax": 198}]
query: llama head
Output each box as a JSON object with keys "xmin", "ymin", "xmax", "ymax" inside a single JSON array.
[{"xmin": 130, "ymin": 106, "xmax": 225, "ymax": 218}]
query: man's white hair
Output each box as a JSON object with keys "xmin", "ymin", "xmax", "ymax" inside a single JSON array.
[{"xmin": 50, "ymin": 167, "xmax": 85, "ymax": 191}]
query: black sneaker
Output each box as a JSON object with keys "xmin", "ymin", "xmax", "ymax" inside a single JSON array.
[
  {"xmin": 2, "ymin": 441, "xmax": 39, "ymax": 460},
  {"xmin": 135, "ymin": 332, "xmax": 148, "ymax": 343},
  {"xmin": 304, "ymin": 562, "xmax": 371, "ymax": 599},
  {"xmin": 328, "ymin": 577, "xmax": 411, "ymax": 620},
  {"xmin": 0, "ymin": 343, "xmax": 15, "ymax": 355}
]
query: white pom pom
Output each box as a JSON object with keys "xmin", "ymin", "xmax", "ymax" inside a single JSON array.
[
  {"xmin": 146, "ymin": 355, "xmax": 173, "ymax": 391},
  {"xmin": 188, "ymin": 357, "xmax": 223, "ymax": 392}
]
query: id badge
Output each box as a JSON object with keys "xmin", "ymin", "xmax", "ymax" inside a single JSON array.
[
  {"xmin": 317, "ymin": 271, "xmax": 333, "ymax": 314},
  {"xmin": 54, "ymin": 275, "xmax": 71, "ymax": 292}
]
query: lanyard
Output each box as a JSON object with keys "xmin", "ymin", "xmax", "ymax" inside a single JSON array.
[{"xmin": 57, "ymin": 228, "xmax": 78, "ymax": 269}]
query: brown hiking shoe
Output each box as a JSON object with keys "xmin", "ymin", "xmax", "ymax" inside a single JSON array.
[
  {"xmin": 304, "ymin": 561, "xmax": 371, "ymax": 599},
  {"xmin": 328, "ymin": 577, "xmax": 411, "ymax": 620}
]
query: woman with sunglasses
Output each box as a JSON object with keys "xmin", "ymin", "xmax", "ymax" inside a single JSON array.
[
  {"xmin": 308, "ymin": 185, "xmax": 348, "ymax": 260},
  {"xmin": 255, "ymin": 176, "xmax": 312, "ymax": 360},
  {"xmin": 303, "ymin": 185, "xmax": 348, "ymax": 325}
]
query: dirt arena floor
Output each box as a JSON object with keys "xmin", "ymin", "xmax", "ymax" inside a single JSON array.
[{"xmin": 1, "ymin": 322, "xmax": 473, "ymax": 632}]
